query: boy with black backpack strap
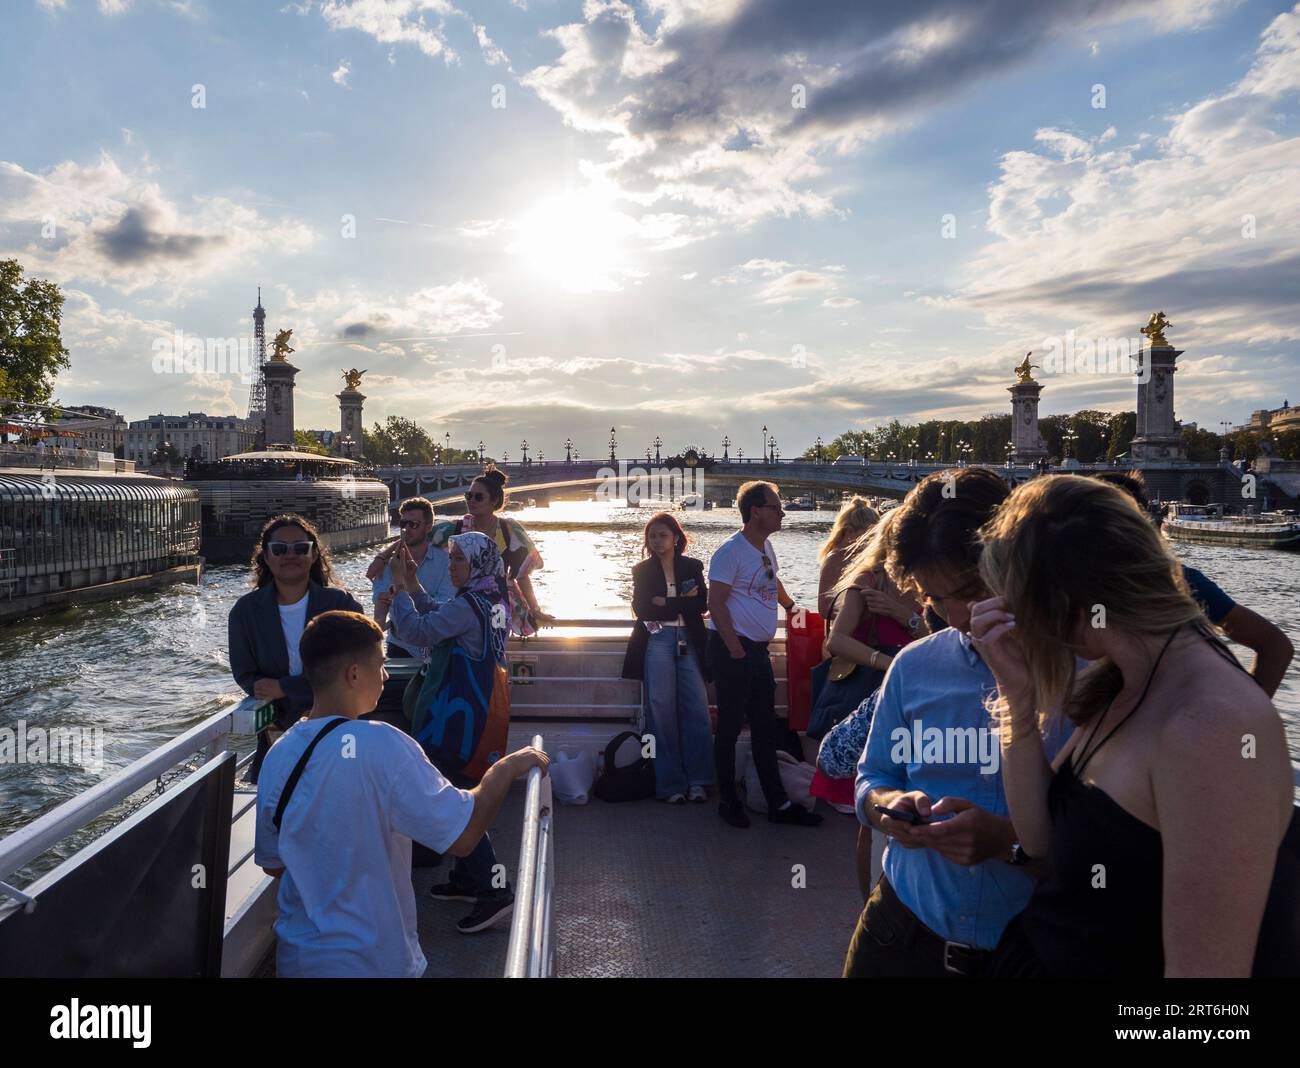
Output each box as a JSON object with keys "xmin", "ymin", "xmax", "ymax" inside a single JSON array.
[{"xmin": 254, "ymin": 610, "xmax": 548, "ymax": 978}]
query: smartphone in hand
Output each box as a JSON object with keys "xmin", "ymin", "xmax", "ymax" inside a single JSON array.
[{"xmin": 874, "ymin": 804, "xmax": 930, "ymax": 826}]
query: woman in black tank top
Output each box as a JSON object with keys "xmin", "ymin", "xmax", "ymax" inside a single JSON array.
[{"xmin": 968, "ymin": 477, "xmax": 1298, "ymax": 977}]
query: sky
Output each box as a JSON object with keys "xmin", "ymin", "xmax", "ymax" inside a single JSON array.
[{"xmin": 2, "ymin": 0, "xmax": 1299, "ymax": 458}]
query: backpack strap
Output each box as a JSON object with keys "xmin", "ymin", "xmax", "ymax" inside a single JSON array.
[{"xmin": 272, "ymin": 717, "xmax": 349, "ymax": 831}]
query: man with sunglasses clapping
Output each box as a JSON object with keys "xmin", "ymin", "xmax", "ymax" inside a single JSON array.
[{"xmin": 368, "ymin": 497, "xmax": 456, "ymax": 660}]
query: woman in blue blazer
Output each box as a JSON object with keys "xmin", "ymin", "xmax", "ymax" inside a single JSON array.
[{"xmin": 228, "ymin": 514, "xmax": 364, "ymax": 781}]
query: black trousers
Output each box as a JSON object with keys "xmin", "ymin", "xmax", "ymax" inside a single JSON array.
[
  {"xmin": 708, "ymin": 631, "xmax": 788, "ymax": 812},
  {"xmin": 842, "ymin": 877, "xmax": 990, "ymax": 978}
]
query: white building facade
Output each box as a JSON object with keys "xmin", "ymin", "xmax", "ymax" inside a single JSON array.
[{"xmin": 126, "ymin": 412, "xmax": 256, "ymax": 465}]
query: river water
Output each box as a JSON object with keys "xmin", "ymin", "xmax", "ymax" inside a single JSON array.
[{"xmin": 2, "ymin": 499, "xmax": 1298, "ymax": 863}]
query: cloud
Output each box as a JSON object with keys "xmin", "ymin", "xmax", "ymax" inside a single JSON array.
[
  {"xmin": 758, "ymin": 269, "xmax": 837, "ymax": 304},
  {"xmin": 0, "ymin": 154, "xmax": 315, "ymax": 295},
  {"xmin": 331, "ymin": 59, "xmax": 351, "ymax": 86},
  {"xmin": 954, "ymin": 5, "xmax": 1300, "ymax": 352},
  {"xmin": 311, "ymin": 0, "xmax": 511, "ymax": 67},
  {"xmin": 822, "ymin": 296, "xmax": 860, "ymax": 309},
  {"xmin": 519, "ymin": 0, "xmax": 1235, "ymax": 242}
]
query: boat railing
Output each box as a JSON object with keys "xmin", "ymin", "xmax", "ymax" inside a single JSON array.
[
  {"xmin": 504, "ymin": 733, "xmax": 554, "ymax": 978},
  {"xmin": 0, "ymin": 696, "xmax": 272, "ymax": 906}
]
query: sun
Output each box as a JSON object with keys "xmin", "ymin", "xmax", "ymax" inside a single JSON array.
[{"xmin": 509, "ymin": 190, "xmax": 634, "ymax": 293}]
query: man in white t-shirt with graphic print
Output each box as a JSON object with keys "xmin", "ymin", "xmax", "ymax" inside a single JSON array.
[
  {"xmin": 707, "ymin": 480, "xmax": 822, "ymax": 830},
  {"xmin": 254, "ymin": 611, "xmax": 548, "ymax": 978}
]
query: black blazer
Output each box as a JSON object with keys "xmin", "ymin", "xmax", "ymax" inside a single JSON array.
[
  {"xmin": 621, "ymin": 555, "xmax": 711, "ymax": 682},
  {"xmin": 228, "ymin": 580, "xmax": 366, "ymax": 725}
]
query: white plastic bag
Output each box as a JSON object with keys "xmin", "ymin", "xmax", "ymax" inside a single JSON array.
[
  {"xmin": 549, "ymin": 749, "xmax": 594, "ymax": 805},
  {"xmin": 744, "ymin": 749, "xmax": 816, "ymax": 814}
]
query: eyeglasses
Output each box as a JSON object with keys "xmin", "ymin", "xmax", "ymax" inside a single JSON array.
[
  {"xmin": 464, "ymin": 491, "xmax": 489, "ymax": 502},
  {"xmin": 398, "ymin": 519, "xmax": 424, "ymax": 529},
  {"xmin": 754, "ymin": 503, "xmax": 785, "ymax": 514},
  {"xmin": 267, "ymin": 540, "xmax": 313, "ymax": 557}
]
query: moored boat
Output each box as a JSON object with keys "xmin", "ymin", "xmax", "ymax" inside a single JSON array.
[{"xmin": 1162, "ymin": 503, "xmax": 1300, "ymax": 549}]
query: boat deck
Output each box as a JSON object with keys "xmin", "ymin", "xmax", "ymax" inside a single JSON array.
[{"xmin": 413, "ymin": 785, "xmax": 874, "ymax": 979}]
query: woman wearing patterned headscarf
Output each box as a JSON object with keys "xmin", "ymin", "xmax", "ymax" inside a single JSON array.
[{"xmin": 387, "ymin": 531, "xmax": 516, "ymax": 934}]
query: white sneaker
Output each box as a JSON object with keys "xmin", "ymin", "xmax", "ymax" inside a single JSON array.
[
  {"xmin": 688, "ymin": 786, "xmax": 708, "ymax": 803},
  {"xmin": 665, "ymin": 793, "xmax": 687, "ymax": 804}
]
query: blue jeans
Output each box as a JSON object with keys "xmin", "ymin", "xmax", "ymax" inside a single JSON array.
[{"xmin": 643, "ymin": 627, "xmax": 714, "ymax": 798}]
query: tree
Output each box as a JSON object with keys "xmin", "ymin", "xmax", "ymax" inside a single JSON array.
[
  {"xmin": 293, "ymin": 430, "xmax": 329, "ymax": 456},
  {"xmin": 0, "ymin": 259, "xmax": 70, "ymax": 412},
  {"xmin": 1180, "ymin": 425, "xmax": 1222, "ymax": 462}
]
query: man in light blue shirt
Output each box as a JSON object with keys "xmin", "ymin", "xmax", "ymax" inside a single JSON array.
[
  {"xmin": 367, "ymin": 497, "xmax": 456, "ymax": 659},
  {"xmin": 846, "ymin": 468, "xmax": 1056, "ymax": 978}
]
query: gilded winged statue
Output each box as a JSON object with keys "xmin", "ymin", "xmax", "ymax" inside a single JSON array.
[
  {"xmin": 271, "ymin": 328, "xmax": 295, "ymax": 360},
  {"xmin": 1014, "ymin": 352, "xmax": 1038, "ymax": 382},
  {"xmin": 341, "ymin": 368, "xmax": 367, "ymax": 391},
  {"xmin": 1140, "ymin": 311, "xmax": 1172, "ymax": 347}
]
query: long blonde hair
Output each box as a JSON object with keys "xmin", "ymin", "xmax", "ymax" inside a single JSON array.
[
  {"xmin": 830, "ymin": 507, "xmax": 900, "ymax": 602},
  {"xmin": 819, "ymin": 496, "xmax": 880, "ymax": 564},
  {"xmin": 977, "ymin": 476, "xmax": 1206, "ymax": 728}
]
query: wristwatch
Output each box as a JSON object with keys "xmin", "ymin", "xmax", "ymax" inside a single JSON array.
[
  {"xmin": 906, "ymin": 612, "xmax": 923, "ymax": 635},
  {"xmin": 1009, "ymin": 840, "xmax": 1030, "ymax": 866}
]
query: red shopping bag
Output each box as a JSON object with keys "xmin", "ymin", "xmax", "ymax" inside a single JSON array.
[{"xmin": 785, "ymin": 609, "xmax": 825, "ymax": 732}]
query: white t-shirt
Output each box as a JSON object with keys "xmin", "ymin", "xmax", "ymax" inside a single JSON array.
[
  {"xmin": 254, "ymin": 717, "xmax": 474, "ymax": 978},
  {"xmin": 278, "ymin": 593, "xmax": 309, "ymax": 676},
  {"xmin": 706, "ymin": 531, "xmax": 779, "ymax": 642}
]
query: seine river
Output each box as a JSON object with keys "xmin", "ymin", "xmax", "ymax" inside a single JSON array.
[{"xmin": 2, "ymin": 500, "xmax": 1297, "ymax": 863}]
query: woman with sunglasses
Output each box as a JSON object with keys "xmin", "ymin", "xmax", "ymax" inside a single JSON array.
[
  {"xmin": 228, "ymin": 514, "xmax": 365, "ymax": 783},
  {"xmin": 431, "ymin": 465, "xmax": 554, "ymax": 635}
]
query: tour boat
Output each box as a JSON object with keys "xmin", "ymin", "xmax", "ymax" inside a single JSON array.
[
  {"xmin": 1162, "ymin": 503, "xmax": 1300, "ymax": 550},
  {"xmin": 0, "ymin": 620, "xmax": 876, "ymax": 978}
]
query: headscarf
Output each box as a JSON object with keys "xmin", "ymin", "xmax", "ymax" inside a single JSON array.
[{"xmin": 449, "ymin": 531, "xmax": 510, "ymax": 659}]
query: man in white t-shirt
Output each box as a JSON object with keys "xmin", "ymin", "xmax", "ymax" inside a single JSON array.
[
  {"xmin": 254, "ymin": 610, "xmax": 548, "ymax": 978},
  {"xmin": 707, "ymin": 481, "xmax": 822, "ymax": 830}
]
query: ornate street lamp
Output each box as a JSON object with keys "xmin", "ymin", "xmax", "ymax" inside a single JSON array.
[
  {"xmin": 761, "ymin": 424, "xmax": 768, "ymax": 461},
  {"xmin": 653, "ymin": 435, "xmax": 662, "ymax": 463},
  {"xmin": 565, "ymin": 437, "xmax": 573, "ymax": 463},
  {"xmin": 768, "ymin": 437, "xmax": 777, "ymax": 464},
  {"xmin": 737, "ymin": 446, "xmax": 744, "ymax": 460},
  {"xmin": 609, "ymin": 426, "xmax": 617, "ymax": 463},
  {"xmin": 478, "ymin": 439, "xmax": 485, "ymax": 464},
  {"xmin": 520, "ymin": 439, "xmax": 529, "ymax": 464},
  {"xmin": 722, "ymin": 435, "xmax": 731, "ymax": 460},
  {"xmin": 645, "ymin": 446, "xmax": 652, "ymax": 464},
  {"xmin": 538, "ymin": 450, "xmax": 544, "ymax": 463},
  {"xmin": 815, "ymin": 435, "xmax": 824, "ymax": 464}
]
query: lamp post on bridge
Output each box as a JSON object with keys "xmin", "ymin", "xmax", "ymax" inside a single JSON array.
[
  {"xmin": 609, "ymin": 426, "xmax": 617, "ymax": 464},
  {"xmin": 538, "ymin": 450, "xmax": 544, "ymax": 463},
  {"xmin": 653, "ymin": 435, "xmax": 662, "ymax": 463},
  {"xmin": 478, "ymin": 440, "xmax": 485, "ymax": 465},
  {"xmin": 768, "ymin": 436, "xmax": 777, "ymax": 464},
  {"xmin": 565, "ymin": 437, "xmax": 573, "ymax": 463},
  {"xmin": 1005, "ymin": 440, "xmax": 1015, "ymax": 469},
  {"xmin": 722, "ymin": 435, "xmax": 731, "ymax": 460},
  {"xmin": 444, "ymin": 432, "xmax": 450, "ymax": 460},
  {"xmin": 520, "ymin": 439, "xmax": 529, "ymax": 465},
  {"xmin": 737, "ymin": 446, "xmax": 744, "ymax": 461},
  {"xmin": 815, "ymin": 435, "xmax": 824, "ymax": 464},
  {"xmin": 761, "ymin": 424, "xmax": 768, "ymax": 462}
]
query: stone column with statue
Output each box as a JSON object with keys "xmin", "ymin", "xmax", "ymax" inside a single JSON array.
[
  {"xmin": 261, "ymin": 328, "xmax": 299, "ymax": 447},
  {"xmin": 1130, "ymin": 312, "xmax": 1186, "ymax": 464},
  {"xmin": 336, "ymin": 368, "xmax": 367, "ymax": 460},
  {"xmin": 1008, "ymin": 352, "xmax": 1047, "ymax": 463}
]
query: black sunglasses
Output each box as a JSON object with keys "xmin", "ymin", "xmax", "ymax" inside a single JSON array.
[
  {"xmin": 266, "ymin": 540, "xmax": 314, "ymax": 557},
  {"xmin": 464, "ymin": 491, "xmax": 489, "ymax": 502},
  {"xmin": 398, "ymin": 519, "xmax": 425, "ymax": 529}
]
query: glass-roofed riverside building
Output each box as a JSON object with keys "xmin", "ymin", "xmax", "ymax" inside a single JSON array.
[
  {"xmin": 0, "ymin": 463, "xmax": 201, "ymax": 624},
  {"xmin": 184, "ymin": 448, "xmax": 391, "ymax": 564}
]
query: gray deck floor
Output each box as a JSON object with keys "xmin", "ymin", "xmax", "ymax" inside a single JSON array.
[{"xmin": 415, "ymin": 787, "xmax": 870, "ymax": 978}]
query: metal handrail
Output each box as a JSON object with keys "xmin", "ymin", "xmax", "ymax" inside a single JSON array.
[
  {"xmin": 504, "ymin": 733, "xmax": 554, "ymax": 978},
  {"xmin": 0, "ymin": 695, "xmax": 270, "ymax": 891}
]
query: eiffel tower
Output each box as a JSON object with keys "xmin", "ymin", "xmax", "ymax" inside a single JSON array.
[{"xmin": 246, "ymin": 287, "xmax": 267, "ymax": 446}]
